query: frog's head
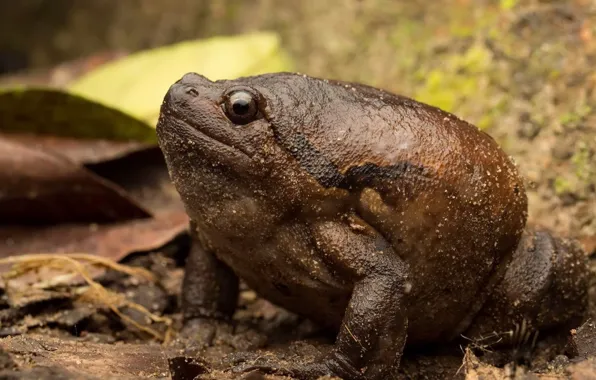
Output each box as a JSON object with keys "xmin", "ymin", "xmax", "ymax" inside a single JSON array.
[
  {"xmin": 157, "ymin": 72, "xmax": 273, "ymax": 178},
  {"xmin": 156, "ymin": 72, "xmax": 351, "ymax": 218}
]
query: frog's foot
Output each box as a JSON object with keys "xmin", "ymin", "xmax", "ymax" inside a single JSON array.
[
  {"xmin": 228, "ymin": 351, "xmax": 365, "ymax": 380},
  {"xmin": 178, "ymin": 318, "xmax": 267, "ymax": 351},
  {"xmin": 466, "ymin": 230, "xmax": 589, "ymax": 344}
]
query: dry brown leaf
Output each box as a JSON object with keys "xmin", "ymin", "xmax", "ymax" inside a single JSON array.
[{"xmin": 0, "ymin": 136, "xmax": 151, "ymax": 224}]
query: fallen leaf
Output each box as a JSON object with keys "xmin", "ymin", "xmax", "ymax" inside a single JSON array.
[
  {"xmin": 567, "ymin": 318, "xmax": 596, "ymax": 359},
  {"xmin": 69, "ymin": 32, "xmax": 293, "ymax": 125},
  {"xmin": 0, "ymin": 88, "xmax": 155, "ymax": 142},
  {"xmin": 0, "ymin": 137, "xmax": 151, "ymax": 224},
  {"xmin": 48, "ymin": 50, "xmax": 129, "ymax": 88},
  {"xmin": 0, "ymin": 210, "xmax": 188, "ymax": 262},
  {"xmin": 0, "ymin": 132, "xmax": 154, "ymax": 166},
  {"xmin": 0, "ymin": 50, "xmax": 127, "ymax": 89},
  {"xmin": 86, "ymin": 146, "xmax": 184, "ymax": 215}
]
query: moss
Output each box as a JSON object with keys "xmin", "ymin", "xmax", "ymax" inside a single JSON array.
[
  {"xmin": 500, "ymin": 0, "xmax": 518, "ymax": 10},
  {"xmin": 572, "ymin": 141, "xmax": 594, "ymax": 181},
  {"xmin": 553, "ymin": 176, "xmax": 573, "ymax": 195},
  {"xmin": 388, "ymin": 20, "xmax": 425, "ymax": 74},
  {"xmin": 414, "ymin": 43, "xmax": 495, "ymax": 125},
  {"xmin": 552, "ymin": 142, "xmax": 594, "ymax": 196},
  {"xmin": 560, "ymin": 105, "xmax": 593, "ymax": 127}
]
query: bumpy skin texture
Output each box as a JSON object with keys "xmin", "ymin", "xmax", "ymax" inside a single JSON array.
[
  {"xmin": 466, "ymin": 230, "xmax": 589, "ymax": 344},
  {"xmin": 156, "ymin": 72, "xmax": 588, "ymax": 380}
]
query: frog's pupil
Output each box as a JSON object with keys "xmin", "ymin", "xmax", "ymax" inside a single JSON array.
[
  {"xmin": 225, "ymin": 90, "xmax": 257, "ymax": 124},
  {"xmin": 232, "ymin": 99, "xmax": 250, "ymax": 115}
]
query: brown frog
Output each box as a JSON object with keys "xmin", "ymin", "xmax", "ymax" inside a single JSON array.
[{"xmin": 156, "ymin": 72, "xmax": 589, "ymax": 380}]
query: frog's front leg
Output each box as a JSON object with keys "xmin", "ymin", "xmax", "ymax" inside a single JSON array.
[
  {"xmin": 232, "ymin": 219, "xmax": 409, "ymax": 380},
  {"xmin": 315, "ymin": 220, "xmax": 409, "ymax": 380},
  {"xmin": 180, "ymin": 221, "xmax": 271, "ymax": 351}
]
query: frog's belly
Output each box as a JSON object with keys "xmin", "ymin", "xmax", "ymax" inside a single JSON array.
[
  {"xmin": 211, "ymin": 214, "xmax": 508, "ymax": 343},
  {"xmin": 242, "ymin": 270, "xmax": 352, "ymax": 328},
  {"xmin": 213, "ymin": 222, "xmax": 353, "ymax": 329}
]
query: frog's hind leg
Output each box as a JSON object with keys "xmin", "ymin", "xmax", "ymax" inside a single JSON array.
[{"xmin": 464, "ymin": 229, "xmax": 589, "ymax": 348}]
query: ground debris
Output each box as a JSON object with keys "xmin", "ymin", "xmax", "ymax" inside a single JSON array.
[
  {"xmin": 566, "ymin": 358, "xmax": 596, "ymax": 379},
  {"xmin": 0, "ymin": 253, "xmax": 172, "ymax": 342},
  {"xmin": 0, "ymin": 334, "xmax": 172, "ymax": 379},
  {"xmin": 168, "ymin": 356, "xmax": 209, "ymax": 380},
  {"xmin": 462, "ymin": 347, "xmax": 569, "ymax": 380},
  {"xmin": 567, "ymin": 318, "xmax": 596, "ymax": 359}
]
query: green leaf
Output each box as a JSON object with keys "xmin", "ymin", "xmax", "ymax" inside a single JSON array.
[
  {"xmin": 0, "ymin": 88, "xmax": 156, "ymax": 142},
  {"xmin": 500, "ymin": 0, "xmax": 517, "ymax": 10},
  {"xmin": 69, "ymin": 32, "xmax": 293, "ymax": 126}
]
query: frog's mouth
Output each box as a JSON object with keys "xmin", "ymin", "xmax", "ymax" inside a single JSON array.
[{"xmin": 157, "ymin": 109, "xmax": 254, "ymax": 167}]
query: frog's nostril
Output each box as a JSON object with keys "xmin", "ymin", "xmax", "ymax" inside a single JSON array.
[
  {"xmin": 167, "ymin": 83, "xmax": 199, "ymax": 103},
  {"xmin": 186, "ymin": 87, "xmax": 199, "ymax": 97}
]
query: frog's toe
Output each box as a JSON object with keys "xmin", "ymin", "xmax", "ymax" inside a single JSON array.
[
  {"xmin": 227, "ymin": 326, "xmax": 268, "ymax": 351},
  {"xmin": 177, "ymin": 318, "xmax": 234, "ymax": 348},
  {"xmin": 179, "ymin": 318, "xmax": 267, "ymax": 352}
]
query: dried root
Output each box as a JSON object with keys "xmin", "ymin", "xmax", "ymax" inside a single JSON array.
[{"xmin": 0, "ymin": 253, "xmax": 172, "ymax": 343}]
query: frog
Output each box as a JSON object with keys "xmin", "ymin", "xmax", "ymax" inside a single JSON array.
[{"xmin": 156, "ymin": 72, "xmax": 589, "ymax": 380}]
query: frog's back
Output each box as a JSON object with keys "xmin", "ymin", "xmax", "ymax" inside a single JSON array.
[
  {"xmin": 367, "ymin": 97, "xmax": 527, "ymax": 343},
  {"xmin": 252, "ymin": 73, "xmax": 528, "ymax": 342},
  {"xmin": 343, "ymin": 80, "xmax": 528, "ymax": 342}
]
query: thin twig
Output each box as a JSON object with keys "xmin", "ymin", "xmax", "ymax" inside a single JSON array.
[{"xmin": 0, "ymin": 253, "xmax": 171, "ymax": 342}]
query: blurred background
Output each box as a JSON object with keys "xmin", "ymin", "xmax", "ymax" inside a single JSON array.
[{"xmin": 1, "ymin": 0, "xmax": 594, "ymax": 248}]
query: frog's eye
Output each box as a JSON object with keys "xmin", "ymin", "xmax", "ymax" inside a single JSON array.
[{"xmin": 223, "ymin": 89, "xmax": 259, "ymax": 125}]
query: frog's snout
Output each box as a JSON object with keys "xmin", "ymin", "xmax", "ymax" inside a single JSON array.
[
  {"xmin": 165, "ymin": 72, "xmax": 214, "ymax": 107},
  {"xmin": 177, "ymin": 72, "xmax": 211, "ymax": 86},
  {"xmin": 165, "ymin": 82, "xmax": 199, "ymax": 105}
]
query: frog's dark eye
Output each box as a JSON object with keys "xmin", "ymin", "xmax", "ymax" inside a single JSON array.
[{"xmin": 223, "ymin": 90, "xmax": 258, "ymax": 125}]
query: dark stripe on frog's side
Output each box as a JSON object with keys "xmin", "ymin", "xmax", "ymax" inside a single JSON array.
[
  {"xmin": 343, "ymin": 162, "xmax": 431, "ymax": 188},
  {"xmin": 274, "ymin": 131, "xmax": 430, "ymax": 190},
  {"xmin": 275, "ymin": 131, "xmax": 344, "ymax": 187}
]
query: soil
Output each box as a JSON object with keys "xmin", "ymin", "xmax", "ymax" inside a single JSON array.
[
  {"xmin": 0, "ymin": 1, "xmax": 595, "ymax": 379},
  {"xmin": 0, "ymin": 249, "xmax": 593, "ymax": 380}
]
